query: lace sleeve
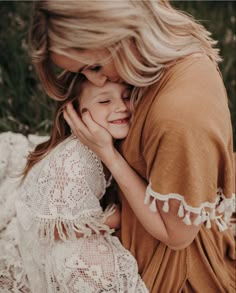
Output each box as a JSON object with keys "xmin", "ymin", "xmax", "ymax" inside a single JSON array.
[{"xmin": 16, "ymin": 137, "xmax": 114, "ymax": 242}]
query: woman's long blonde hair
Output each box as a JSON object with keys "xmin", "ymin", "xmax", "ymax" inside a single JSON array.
[
  {"xmin": 30, "ymin": 0, "xmax": 221, "ymax": 102},
  {"xmin": 26, "ymin": 0, "xmax": 221, "ymax": 177}
]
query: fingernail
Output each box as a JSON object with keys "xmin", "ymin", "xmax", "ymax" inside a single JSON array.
[{"xmin": 81, "ymin": 108, "xmax": 88, "ymax": 114}]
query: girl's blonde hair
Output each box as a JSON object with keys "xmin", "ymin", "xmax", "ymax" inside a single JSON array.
[
  {"xmin": 25, "ymin": 0, "xmax": 221, "ymax": 177},
  {"xmin": 22, "ymin": 73, "xmax": 85, "ymax": 179}
]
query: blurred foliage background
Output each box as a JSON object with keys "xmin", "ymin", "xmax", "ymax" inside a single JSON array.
[{"xmin": 0, "ymin": 1, "xmax": 235, "ymax": 150}]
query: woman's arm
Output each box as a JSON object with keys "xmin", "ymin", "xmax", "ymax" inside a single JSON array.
[
  {"xmin": 98, "ymin": 148, "xmax": 201, "ymax": 250},
  {"xmin": 64, "ymin": 104, "xmax": 201, "ymax": 250}
]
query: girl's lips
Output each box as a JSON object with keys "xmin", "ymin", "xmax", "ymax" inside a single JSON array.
[{"xmin": 110, "ymin": 118, "xmax": 130, "ymax": 124}]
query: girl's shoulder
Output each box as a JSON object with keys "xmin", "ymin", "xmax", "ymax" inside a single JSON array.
[
  {"xmin": 37, "ymin": 135, "xmax": 100, "ymax": 171},
  {"xmin": 18, "ymin": 136, "xmax": 104, "ymax": 199},
  {"xmin": 48, "ymin": 135, "xmax": 85, "ymax": 159},
  {"xmin": 21, "ymin": 135, "xmax": 106, "ymax": 198}
]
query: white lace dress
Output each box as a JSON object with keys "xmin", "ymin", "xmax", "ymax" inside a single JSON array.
[
  {"xmin": 16, "ymin": 136, "xmax": 148, "ymax": 293},
  {"xmin": 0, "ymin": 132, "xmax": 48, "ymax": 293}
]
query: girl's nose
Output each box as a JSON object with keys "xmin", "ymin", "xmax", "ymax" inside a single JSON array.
[
  {"xmin": 82, "ymin": 70, "xmax": 107, "ymax": 87},
  {"xmin": 115, "ymin": 99, "xmax": 128, "ymax": 112}
]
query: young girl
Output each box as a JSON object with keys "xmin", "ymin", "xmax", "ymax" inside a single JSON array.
[{"xmin": 16, "ymin": 78, "xmax": 148, "ymax": 293}]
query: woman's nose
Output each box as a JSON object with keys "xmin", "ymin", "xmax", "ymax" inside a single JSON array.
[{"xmin": 82, "ymin": 70, "xmax": 107, "ymax": 87}]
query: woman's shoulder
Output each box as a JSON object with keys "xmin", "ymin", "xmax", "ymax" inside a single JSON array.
[
  {"xmin": 154, "ymin": 54, "xmax": 224, "ymax": 96},
  {"xmin": 170, "ymin": 53, "xmax": 219, "ymax": 75},
  {"xmin": 148, "ymin": 54, "xmax": 229, "ymax": 129}
]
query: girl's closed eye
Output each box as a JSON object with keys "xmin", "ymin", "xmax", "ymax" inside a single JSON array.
[{"xmin": 99, "ymin": 100, "xmax": 110, "ymax": 104}]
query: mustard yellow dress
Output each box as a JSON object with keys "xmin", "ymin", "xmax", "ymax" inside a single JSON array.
[{"xmin": 118, "ymin": 55, "xmax": 235, "ymax": 292}]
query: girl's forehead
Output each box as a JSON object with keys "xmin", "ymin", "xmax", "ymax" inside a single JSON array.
[{"xmin": 80, "ymin": 81, "xmax": 128, "ymax": 101}]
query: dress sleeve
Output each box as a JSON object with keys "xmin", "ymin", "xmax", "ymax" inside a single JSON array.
[
  {"xmin": 142, "ymin": 113, "xmax": 235, "ymax": 232},
  {"xmin": 17, "ymin": 138, "xmax": 114, "ymax": 242}
]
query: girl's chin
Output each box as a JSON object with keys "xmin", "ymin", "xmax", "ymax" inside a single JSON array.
[
  {"xmin": 111, "ymin": 134, "xmax": 129, "ymax": 140},
  {"xmin": 107, "ymin": 127, "xmax": 130, "ymax": 140}
]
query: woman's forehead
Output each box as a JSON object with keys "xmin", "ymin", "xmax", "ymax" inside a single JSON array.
[
  {"xmin": 50, "ymin": 52, "xmax": 84, "ymax": 72},
  {"xmin": 50, "ymin": 49, "xmax": 112, "ymax": 72}
]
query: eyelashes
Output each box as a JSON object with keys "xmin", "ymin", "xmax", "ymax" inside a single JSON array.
[
  {"xmin": 79, "ymin": 64, "xmax": 102, "ymax": 74},
  {"xmin": 98, "ymin": 100, "xmax": 110, "ymax": 104},
  {"xmin": 88, "ymin": 65, "xmax": 102, "ymax": 72}
]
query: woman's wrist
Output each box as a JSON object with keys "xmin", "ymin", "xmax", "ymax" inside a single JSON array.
[
  {"xmin": 99, "ymin": 145, "xmax": 120, "ymax": 168},
  {"xmin": 101, "ymin": 148, "xmax": 123, "ymax": 172}
]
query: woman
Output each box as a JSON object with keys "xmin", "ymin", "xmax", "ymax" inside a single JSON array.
[{"xmin": 29, "ymin": 0, "xmax": 235, "ymax": 292}]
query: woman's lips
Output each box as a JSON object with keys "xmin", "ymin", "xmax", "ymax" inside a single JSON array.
[{"xmin": 108, "ymin": 77, "xmax": 124, "ymax": 83}]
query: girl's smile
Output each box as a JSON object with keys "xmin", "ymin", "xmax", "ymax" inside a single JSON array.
[{"xmin": 79, "ymin": 80, "xmax": 132, "ymax": 140}]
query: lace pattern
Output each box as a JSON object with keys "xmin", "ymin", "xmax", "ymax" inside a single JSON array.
[
  {"xmin": 17, "ymin": 136, "xmax": 115, "ymax": 242},
  {"xmin": 15, "ymin": 135, "xmax": 148, "ymax": 292},
  {"xmin": 45, "ymin": 234, "xmax": 147, "ymax": 293},
  {"xmin": 1, "ymin": 132, "xmax": 235, "ymax": 292},
  {"xmin": 0, "ymin": 132, "xmax": 47, "ymax": 293}
]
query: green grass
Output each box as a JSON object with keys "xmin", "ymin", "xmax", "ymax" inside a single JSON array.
[{"xmin": 0, "ymin": 1, "xmax": 56, "ymax": 136}]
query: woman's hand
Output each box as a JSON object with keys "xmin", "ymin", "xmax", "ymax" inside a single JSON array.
[
  {"xmin": 64, "ymin": 103, "xmax": 200, "ymax": 249},
  {"xmin": 63, "ymin": 103, "xmax": 116, "ymax": 163},
  {"xmin": 103, "ymin": 204, "xmax": 121, "ymax": 230}
]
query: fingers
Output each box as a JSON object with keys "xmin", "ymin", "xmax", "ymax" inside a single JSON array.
[
  {"xmin": 64, "ymin": 103, "xmax": 81, "ymax": 127},
  {"xmin": 63, "ymin": 103, "xmax": 88, "ymax": 136},
  {"xmin": 65, "ymin": 102, "xmax": 102, "ymax": 134},
  {"xmin": 63, "ymin": 103, "xmax": 112, "ymax": 150},
  {"xmin": 80, "ymin": 109, "xmax": 102, "ymax": 133}
]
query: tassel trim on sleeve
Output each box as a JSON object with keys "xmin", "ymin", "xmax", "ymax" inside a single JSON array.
[
  {"xmin": 39, "ymin": 204, "xmax": 116, "ymax": 243},
  {"xmin": 144, "ymin": 184, "xmax": 235, "ymax": 232},
  {"xmin": 16, "ymin": 200, "xmax": 116, "ymax": 243}
]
